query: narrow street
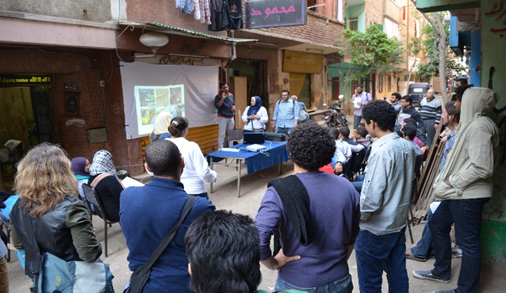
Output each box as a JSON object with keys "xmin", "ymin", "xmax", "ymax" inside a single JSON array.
[{"xmin": 6, "ymin": 160, "xmax": 506, "ymax": 292}]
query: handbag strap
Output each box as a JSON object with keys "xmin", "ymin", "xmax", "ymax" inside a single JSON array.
[{"xmin": 139, "ymin": 195, "xmax": 196, "ymax": 272}]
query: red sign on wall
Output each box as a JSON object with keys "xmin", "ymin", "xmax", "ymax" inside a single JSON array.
[{"xmin": 245, "ymin": 0, "xmax": 307, "ymax": 29}]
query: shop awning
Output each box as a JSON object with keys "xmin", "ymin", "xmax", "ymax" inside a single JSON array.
[{"xmin": 119, "ymin": 21, "xmax": 258, "ymax": 43}]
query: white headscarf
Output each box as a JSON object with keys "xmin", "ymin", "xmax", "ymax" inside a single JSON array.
[{"xmin": 153, "ymin": 112, "xmax": 173, "ymax": 135}]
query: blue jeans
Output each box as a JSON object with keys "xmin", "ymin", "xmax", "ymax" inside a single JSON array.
[
  {"xmin": 276, "ymin": 127, "xmax": 292, "ymax": 134},
  {"xmin": 410, "ymin": 206, "xmax": 435, "ymax": 259},
  {"xmin": 429, "ymin": 198, "xmax": 489, "ymax": 293},
  {"xmin": 355, "ymin": 229, "xmax": 409, "ymax": 293},
  {"xmin": 188, "ymin": 192, "xmax": 209, "ymax": 199},
  {"xmin": 274, "ymin": 274, "xmax": 353, "ymax": 293},
  {"xmin": 354, "ymin": 115, "xmax": 362, "ymax": 129},
  {"xmin": 351, "ymin": 175, "xmax": 364, "ymax": 193}
]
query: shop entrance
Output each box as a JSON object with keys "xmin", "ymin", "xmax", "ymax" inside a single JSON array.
[{"xmin": 0, "ymin": 86, "xmax": 55, "ymax": 191}]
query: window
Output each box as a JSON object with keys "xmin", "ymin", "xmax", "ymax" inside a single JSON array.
[
  {"xmin": 308, "ymin": 0, "xmax": 317, "ymax": 12},
  {"xmin": 388, "ymin": 75, "xmax": 392, "ymax": 92},
  {"xmin": 337, "ymin": 0, "xmax": 344, "ymax": 22},
  {"xmin": 379, "ymin": 75, "xmax": 384, "ymax": 92},
  {"xmin": 349, "ymin": 18, "xmax": 358, "ymax": 31},
  {"xmin": 383, "ymin": 18, "xmax": 400, "ymax": 39}
]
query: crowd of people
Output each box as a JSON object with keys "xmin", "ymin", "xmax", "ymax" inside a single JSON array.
[{"xmin": 0, "ymin": 80, "xmax": 499, "ymax": 293}]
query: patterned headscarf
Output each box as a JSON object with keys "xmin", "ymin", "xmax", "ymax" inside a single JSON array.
[
  {"xmin": 89, "ymin": 150, "xmax": 116, "ymax": 176},
  {"xmin": 71, "ymin": 157, "xmax": 89, "ymax": 176}
]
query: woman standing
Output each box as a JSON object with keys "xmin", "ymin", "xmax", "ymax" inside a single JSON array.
[
  {"xmin": 9, "ymin": 144, "xmax": 102, "ymax": 281},
  {"xmin": 169, "ymin": 117, "xmax": 217, "ymax": 198},
  {"xmin": 88, "ymin": 150, "xmax": 124, "ymax": 222},
  {"xmin": 242, "ymin": 96, "xmax": 268, "ymax": 132}
]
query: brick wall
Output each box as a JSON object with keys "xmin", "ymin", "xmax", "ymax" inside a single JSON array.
[
  {"xmin": 364, "ymin": 0, "xmax": 384, "ymax": 27},
  {"xmin": 0, "ymin": 47, "xmax": 144, "ymax": 175},
  {"xmin": 259, "ymin": 11, "xmax": 346, "ymax": 47}
]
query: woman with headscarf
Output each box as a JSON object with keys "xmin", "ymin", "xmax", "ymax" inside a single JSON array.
[
  {"xmin": 71, "ymin": 157, "xmax": 91, "ymax": 204},
  {"xmin": 242, "ymin": 96, "xmax": 268, "ymax": 132},
  {"xmin": 169, "ymin": 117, "xmax": 217, "ymax": 198},
  {"xmin": 150, "ymin": 111, "xmax": 173, "ymax": 142},
  {"xmin": 88, "ymin": 150, "xmax": 124, "ymax": 222}
]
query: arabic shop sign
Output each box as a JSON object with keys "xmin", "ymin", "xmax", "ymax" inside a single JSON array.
[
  {"xmin": 245, "ymin": 0, "xmax": 307, "ymax": 29},
  {"xmin": 0, "ymin": 74, "xmax": 53, "ymax": 87}
]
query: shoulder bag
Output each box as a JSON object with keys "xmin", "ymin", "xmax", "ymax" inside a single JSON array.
[
  {"xmin": 124, "ymin": 195, "xmax": 196, "ymax": 293},
  {"xmin": 19, "ymin": 203, "xmax": 114, "ymax": 293}
]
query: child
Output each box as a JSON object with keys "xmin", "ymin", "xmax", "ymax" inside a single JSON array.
[{"xmin": 402, "ymin": 124, "xmax": 422, "ymax": 156}]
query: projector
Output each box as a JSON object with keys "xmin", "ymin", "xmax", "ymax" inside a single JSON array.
[{"xmin": 246, "ymin": 144, "xmax": 267, "ymax": 152}]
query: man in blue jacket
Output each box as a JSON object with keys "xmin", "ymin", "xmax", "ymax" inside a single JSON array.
[{"xmin": 120, "ymin": 140, "xmax": 215, "ymax": 292}]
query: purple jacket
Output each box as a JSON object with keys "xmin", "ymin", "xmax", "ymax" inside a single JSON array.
[{"xmin": 255, "ymin": 172, "xmax": 360, "ymax": 287}]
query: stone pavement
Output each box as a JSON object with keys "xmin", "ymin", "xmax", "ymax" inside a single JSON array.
[{"xmin": 6, "ymin": 160, "xmax": 506, "ymax": 292}]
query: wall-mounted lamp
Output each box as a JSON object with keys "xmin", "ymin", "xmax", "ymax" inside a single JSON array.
[{"xmin": 135, "ymin": 32, "xmax": 169, "ymax": 59}]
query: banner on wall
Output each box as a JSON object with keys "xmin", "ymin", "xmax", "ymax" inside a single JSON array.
[{"xmin": 120, "ymin": 62, "xmax": 219, "ymax": 139}]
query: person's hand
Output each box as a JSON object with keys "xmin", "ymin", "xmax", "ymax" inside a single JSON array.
[
  {"xmin": 444, "ymin": 180, "xmax": 453, "ymax": 187},
  {"xmin": 221, "ymin": 92, "xmax": 227, "ymax": 100},
  {"xmin": 441, "ymin": 135, "xmax": 448, "ymax": 143},
  {"xmin": 334, "ymin": 164, "xmax": 343, "ymax": 174},
  {"xmin": 421, "ymin": 146, "xmax": 429, "ymax": 155},
  {"xmin": 232, "ymin": 105, "xmax": 236, "ymax": 112},
  {"xmin": 434, "ymin": 124, "xmax": 439, "ymax": 129},
  {"xmin": 271, "ymin": 249, "xmax": 301, "ymax": 270}
]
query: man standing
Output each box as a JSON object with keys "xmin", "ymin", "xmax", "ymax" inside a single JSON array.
[
  {"xmin": 406, "ymin": 101, "xmax": 459, "ymax": 262},
  {"xmin": 419, "ymin": 89, "xmax": 442, "ymax": 142},
  {"xmin": 352, "ymin": 84, "xmax": 372, "ymax": 129},
  {"xmin": 271, "ymin": 90, "xmax": 298, "ymax": 134},
  {"xmin": 120, "ymin": 140, "xmax": 215, "ymax": 292},
  {"xmin": 413, "ymin": 87, "xmax": 499, "ymax": 293},
  {"xmin": 399, "ymin": 96, "xmax": 426, "ymax": 133},
  {"xmin": 355, "ymin": 100, "xmax": 415, "ymax": 293},
  {"xmin": 214, "ymin": 82, "xmax": 235, "ymax": 149}
]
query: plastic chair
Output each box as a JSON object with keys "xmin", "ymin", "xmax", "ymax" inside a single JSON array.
[{"xmin": 82, "ymin": 183, "xmax": 118, "ymax": 257}]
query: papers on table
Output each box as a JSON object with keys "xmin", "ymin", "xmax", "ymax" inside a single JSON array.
[{"xmin": 122, "ymin": 176, "xmax": 144, "ymax": 188}]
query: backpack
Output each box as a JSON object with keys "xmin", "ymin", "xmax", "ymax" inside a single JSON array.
[{"xmin": 298, "ymin": 102, "xmax": 310, "ymax": 122}]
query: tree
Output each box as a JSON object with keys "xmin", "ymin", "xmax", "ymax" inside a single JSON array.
[
  {"xmin": 407, "ymin": 37, "xmax": 423, "ymax": 83},
  {"xmin": 337, "ymin": 24, "xmax": 405, "ymax": 82},
  {"xmin": 410, "ymin": 0, "xmax": 464, "ymax": 101}
]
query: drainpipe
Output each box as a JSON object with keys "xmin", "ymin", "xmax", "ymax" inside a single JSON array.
[{"xmin": 223, "ymin": 30, "xmax": 237, "ymax": 82}]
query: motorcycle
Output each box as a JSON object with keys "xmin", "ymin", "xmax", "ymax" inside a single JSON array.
[{"xmin": 324, "ymin": 95, "xmax": 348, "ymax": 128}]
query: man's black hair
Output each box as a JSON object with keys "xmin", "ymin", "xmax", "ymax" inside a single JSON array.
[
  {"xmin": 402, "ymin": 124, "xmax": 417, "ymax": 141},
  {"xmin": 355, "ymin": 126, "xmax": 368, "ymax": 138},
  {"xmin": 356, "ymin": 84, "xmax": 363, "ymax": 88},
  {"xmin": 185, "ymin": 210, "xmax": 261, "ymax": 293},
  {"xmin": 339, "ymin": 126, "xmax": 351, "ymax": 139},
  {"xmin": 362, "ymin": 100, "xmax": 397, "ymax": 132},
  {"xmin": 445, "ymin": 101, "xmax": 460, "ymax": 123},
  {"xmin": 219, "ymin": 82, "xmax": 228, "ymax": 88},
  {"xmin": 287, "ymin": 122, "xmax": 335, "ymax": 171},
  {"xmin": 328, "ymin": 127, "xmax": 340, "ymax": 140},
  {"xmin": 392, "ymin": 92, "xmax": 402, "ymax": 101},
  {"xmin": 145, "ymin": 140, "xmax": 181, "ymax": 177},
  {"xmin": 400, "ymin": 95, "xmax": 413, "ymax": 104},
  {"xmin": 403, "ymin": 118, "xmax": 417, "ymax": 126},
  {"xmin": 455, "ymin": 84, "xmax": 472, "ymax": 101},
  {"xmin": 457, "ymin": 77, "xmax": 468, "ymax": 85},
  {"xmin": 281, "ymin": 89, "xmax": 290, "ymax": 95}
]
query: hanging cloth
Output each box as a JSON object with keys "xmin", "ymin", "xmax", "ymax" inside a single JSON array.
[{"xmin": 227, "ymin": 0, "xmax": 243, "ymax": 29}]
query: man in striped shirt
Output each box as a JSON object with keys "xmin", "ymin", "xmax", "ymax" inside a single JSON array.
[{"xmin": 418, "ymin": 89, "xmax": 441, "ymax": 142}]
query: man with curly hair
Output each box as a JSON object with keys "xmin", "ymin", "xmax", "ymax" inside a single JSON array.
[
  {"xmin": 255, "ymin": 122, "xmax": 360, "ymax": 293},
  {"xmin": 355, "ymin": 100, "xmax": 416, "ymax": 293}
]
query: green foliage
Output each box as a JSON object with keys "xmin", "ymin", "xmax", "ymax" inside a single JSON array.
[
  {"xmin": 337, "ymin": 24, "xmax": 405, "ymax": 81},
  {"xmin": 415, "ymin": 14, "xmax": 465, "ymax": 79}
]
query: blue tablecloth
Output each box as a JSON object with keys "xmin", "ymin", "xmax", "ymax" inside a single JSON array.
[{"xmin": 207, "ymin": 141, "xmax": 289, "ymax": 174}]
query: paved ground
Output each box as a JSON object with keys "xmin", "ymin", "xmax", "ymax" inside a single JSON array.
[{"xmin": 6, "ymin": 160, "xmax": 506, "ymax": 292}]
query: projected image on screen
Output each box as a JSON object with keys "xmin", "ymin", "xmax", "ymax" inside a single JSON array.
[{"xmin": 135, "ymin": 85, "xmax": 185, "ymax": 136}]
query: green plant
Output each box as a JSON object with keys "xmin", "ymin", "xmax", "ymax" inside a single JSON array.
[{"xmin": 337, "ymin": 24, "xmax": 405, "ymax": 82}]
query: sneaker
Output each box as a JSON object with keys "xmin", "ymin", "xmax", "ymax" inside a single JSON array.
[
  {"xmin": 412, "ymin": 270, "xmax": 450, "ymax": 283},
  {"xmin": 405, "ymin": 250, "xmax": 427, "ymax": 262}
]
